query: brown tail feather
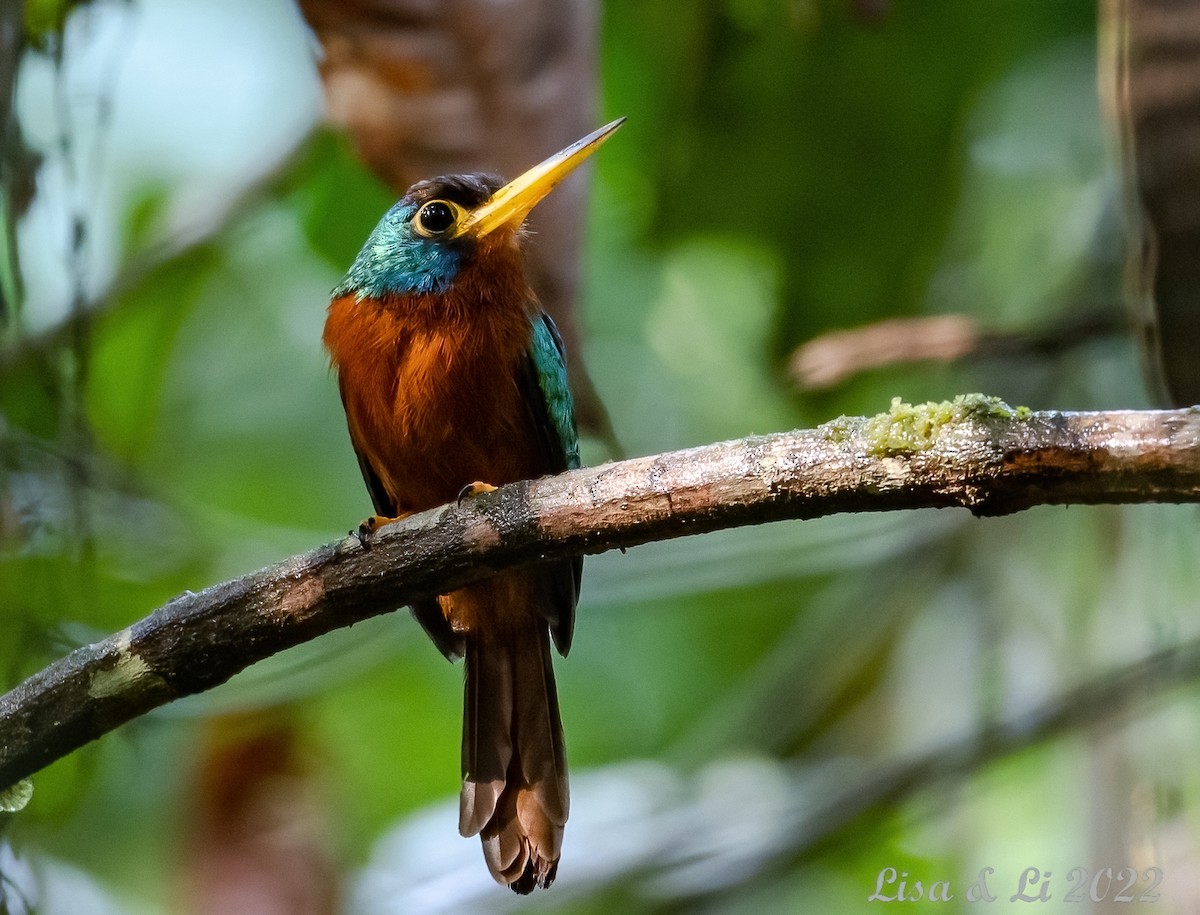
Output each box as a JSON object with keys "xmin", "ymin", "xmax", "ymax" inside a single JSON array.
[{"xmin": 459, "ymin": 628, "xmax": 568, "ymax": 894}]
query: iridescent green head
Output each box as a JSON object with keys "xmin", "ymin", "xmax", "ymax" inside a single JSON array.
[{"xmin": 334, "ymin": 118, "xmax": 626, "ymax": 300}]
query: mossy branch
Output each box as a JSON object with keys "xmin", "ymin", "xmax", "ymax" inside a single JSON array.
[{"xmin": 3, "ymin": 396, "xmax": 1200, "ymax": 791}]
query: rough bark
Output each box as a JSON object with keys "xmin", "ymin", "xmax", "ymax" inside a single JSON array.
[{"xmin": 2, "ymin": 399, "xmax": 1200, "ymax": 789}]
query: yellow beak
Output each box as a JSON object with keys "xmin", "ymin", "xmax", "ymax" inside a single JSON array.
[{"xmin": 463, "ymin": 117, "xmax": 625, "ymax": 238}]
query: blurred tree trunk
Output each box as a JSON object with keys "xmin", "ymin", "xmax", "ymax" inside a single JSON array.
[{"xmin": 1102, "ymin": 0, "xmax": 1200, "ymax": 405}]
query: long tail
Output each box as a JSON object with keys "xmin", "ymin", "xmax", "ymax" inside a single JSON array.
[{"xmin": 458, "ymin": 626, "xmax": 569, "ymax": 894}]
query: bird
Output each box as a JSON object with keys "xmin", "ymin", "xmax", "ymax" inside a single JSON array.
[{"xmin": 322, "ymin": 118, "xmax": 623, "ymax": 893}]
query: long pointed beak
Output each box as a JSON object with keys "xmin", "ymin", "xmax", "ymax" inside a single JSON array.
[{"xmin": 462, "ymin": 117, "xmax": 625, "ymax": 238}]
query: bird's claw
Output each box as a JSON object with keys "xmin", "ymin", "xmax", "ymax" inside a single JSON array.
[
  {"xmin": 353, "ymin": 515, "xmax": 390, "ymax": 550},
  {"xmin": 456, "ymin": 481, "xmax": 498, "ymax": 505}
]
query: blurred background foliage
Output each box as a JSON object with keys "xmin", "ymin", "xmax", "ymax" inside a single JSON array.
[{"xmin": 3, "ymin": 0, "xmax": 1200, "ymax": 912}]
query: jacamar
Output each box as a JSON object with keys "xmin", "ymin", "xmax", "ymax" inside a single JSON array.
[{"xmin": 323, "ymin": 119, "xmax": 623, "ymax": 893}]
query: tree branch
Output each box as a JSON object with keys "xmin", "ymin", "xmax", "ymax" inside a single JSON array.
[{"xmin": 3, "ymin": 397, "xmax": 1200, "ymax": 789}]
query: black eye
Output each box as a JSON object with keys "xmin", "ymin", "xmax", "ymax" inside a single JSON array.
[{"xmin": 418, "ymin": 201, "xmax": 455, "ymax": 234}]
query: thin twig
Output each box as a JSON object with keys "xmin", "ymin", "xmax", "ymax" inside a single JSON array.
[{"xmin": 790, "ymin": 311, "xmax": 1127, "ymax": 390}]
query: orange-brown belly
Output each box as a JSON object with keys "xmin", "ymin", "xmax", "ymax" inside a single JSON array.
[
  {"xmin": 328, "ymin": 304, "xmax": 544, "ymax": 508},
  {"xmin": 325, "ymin": 295, "xmax": 550, "ymax": 636}
]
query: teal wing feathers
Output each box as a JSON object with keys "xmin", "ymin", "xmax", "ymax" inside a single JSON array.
[
  {"xmin": 519, "ymin": 312, "xmax": 582, "ymax": 656},
  {"xmin": 527, "ymin": 313, "xmax": 580, "ymax": 471}
]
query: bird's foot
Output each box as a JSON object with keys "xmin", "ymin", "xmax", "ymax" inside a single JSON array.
[
  {"xmin": 352, "ymin": 514, "xmax": 407, "ymax": 550},
  {"xmin": 457, "ymin": 481, "xmax": 498, "ymax": 505}
]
